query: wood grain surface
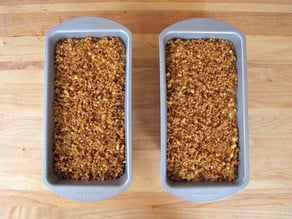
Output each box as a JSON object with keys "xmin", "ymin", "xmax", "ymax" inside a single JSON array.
[{"xmin": 0, "ymin": 0, "xmax": 292, "ymax": 218}]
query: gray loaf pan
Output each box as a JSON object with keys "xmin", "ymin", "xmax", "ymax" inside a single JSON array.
[
  {"xmin": 159, "ymin": 18, "xmax": 249, "ymax": 202},
  {"xmin": 43, "ymin": 17, "xmax": 132, "ymax": 201}
]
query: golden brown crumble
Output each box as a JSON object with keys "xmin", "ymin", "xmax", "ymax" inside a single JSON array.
[
  {"xmin": 166, "ymin": 38, "xmax": 239, "ymax": 182},
  {"xmin": 53, "ymin": 36, "xmax": 126, "ymax": 181}
]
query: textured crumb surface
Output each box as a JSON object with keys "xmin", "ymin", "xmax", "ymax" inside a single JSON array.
[
  {"xmin": 166, "ymin": 38, "xmax": 239, "ymax": 182},
  {"xmin": 53, "ymin": 36, "xmax": 126, "ymax": 181}
]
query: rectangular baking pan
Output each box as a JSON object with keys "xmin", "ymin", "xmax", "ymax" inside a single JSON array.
[
  {"xmin": 159, "ymin": 18, "xmax": 249, "ymax": 202},
  {"xmin": 43, "ymin": 17, "xmax": 132, "ymax": 201}
]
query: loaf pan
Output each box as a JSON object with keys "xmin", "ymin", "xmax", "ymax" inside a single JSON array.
[
  {"xmin": 159, "ymin": 18, "xmax": 249, "ymax": 202},
  {"xmin": 43, "ymin": 17, "xmax": 132, "ymax": 201}
]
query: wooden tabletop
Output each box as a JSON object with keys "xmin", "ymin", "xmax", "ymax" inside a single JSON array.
[{"xmin": 0, "ymin": 0, "xmax": 292, "ymax": 218}]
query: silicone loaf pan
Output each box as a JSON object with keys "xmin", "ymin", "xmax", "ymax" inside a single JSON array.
[
  {"xmin": 159, "ymin": 18, "xmax": 249, "ymax": 202},
  {"xmin": 43, "ymin": 17, "xmax": 132, "ymax": 201}
]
